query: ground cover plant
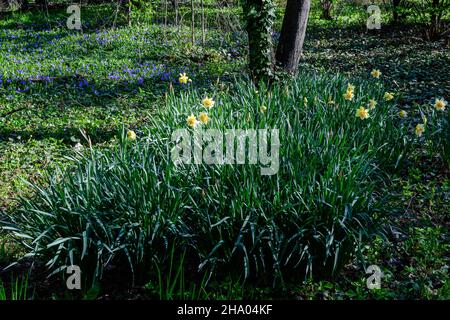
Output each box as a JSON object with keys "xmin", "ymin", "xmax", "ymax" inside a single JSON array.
[{"xmin": 0, "ymin": 0, "xmax": 448, "ymax": 300}]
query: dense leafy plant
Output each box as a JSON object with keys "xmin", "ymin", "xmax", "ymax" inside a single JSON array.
[
  {"xmin": 1, "ymin": 72, "xmax": 411, "ymax": 287},
  {"xmin": 397, "ymin": 0, "xmax": 450, "ymax": 40}
]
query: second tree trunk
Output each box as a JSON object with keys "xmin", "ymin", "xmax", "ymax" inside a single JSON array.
[{"xmin": 276, "ymin": 0, "xmax": 311, "ymax": 75}]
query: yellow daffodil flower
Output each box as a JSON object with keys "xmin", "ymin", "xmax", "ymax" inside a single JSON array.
[
  {"xmin": 371, "ymin": 69, "xmax": 381, "ymax": 78},
  {"xmin": 127, "ymin": 130, "xmax": 137, "ymax": 141},
  {"xmin": 199, "ymin": 112, "xmax": 209, "ymax": 124},
  {"xmin": 415, "ymin": 123, "xmax": 425, "ymax": 137},
  {"xmin": 398, "ymin": 110, "xmax": 408, "ymax": 118},
  {"xmin": 434, "ymin": 98, "xmax": 447, "ymax": 111},
  {"xmin": 179, "ymin": 73, "xmax": 189, "ymax": 84},
  {"xmin": 187, "ymin": 114, "xmax": 198, "ymax": 128},
  {"xmin": 344, "ymin": 90, "xmax": 354, "ymax": 101},
  {"xmin": 384, "ymin": 92, "xmax": 394, "ymax": 101},
  {"xmin": 355, "ymin": 106, "xmax": 370, "ymax": 120},
  {"xmin": 368, "ymin": 99, "xmax": 377, "ymax": 109},
  {"xmin": 202, "ymin": 96, "xmax": 215, "ymax": 109}
]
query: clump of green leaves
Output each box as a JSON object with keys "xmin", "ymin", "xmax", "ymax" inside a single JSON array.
[{"xmin": 2, "ymin": 72, "xmax": 410, "ymax": 288}]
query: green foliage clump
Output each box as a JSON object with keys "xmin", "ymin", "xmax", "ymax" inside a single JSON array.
[{"xmin": 2, "ymin": 72, "xmax": 410, "ymax": 287}]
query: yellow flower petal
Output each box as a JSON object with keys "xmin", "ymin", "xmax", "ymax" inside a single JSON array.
[
  {"xmin": 202, "ymin": 97, "xmax": 215, "ymax": 109},
  {"xmin": 199, "ymin": 112, "xmax": 209, "ymax": 124},
  {"xmin": 127, "ymin": 130, "xmax": 137, "ymax": 141},
  {"xmin": 415, "ymin": 123, "xmax": 425, "ymax": 137},
  {"xmin": 355, "ymin": 107, "xmax": 369, "ymax": 120},
  {"xmin": 347, "ymin": 83, "xmax": 355, "ymax": 92},
  {"xmin": 187, "ymin": 114, "xmax": 198, "ymax": 127},
  {"xmin": 384, "ymin": 92, "xmax": 394, "ymax": 101},
  {"xmin": 179, "ymin": 73, "xmax": 189, "ymax": 84},
  {"xmin": 371, "ymin": 69, "xmax": 381, "ymax": 78},
  {"xmin": 344, "ymin": 90, "xmax": 354, "ymax": 101},
  {"xmin": 434, "ymin": 98, "xmax": 447, "ymax": 111}
]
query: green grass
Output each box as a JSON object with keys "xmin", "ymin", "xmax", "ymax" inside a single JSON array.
[{"xmin": 0, "ymin": 274, "xmax": 31, "ymax": 300}]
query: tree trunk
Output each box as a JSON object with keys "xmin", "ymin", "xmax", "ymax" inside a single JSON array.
[
  {"xmin": 428, "ymin": 0, "xmax": 440, "ymax": 40},
  {"xmin": 242, "ymin": 0, "xmax": 275, "ymax": 83},
  {"xmin": 320, "ymin": 0, "xmax": 333, "ymax": 20},
  {"xmin": 128, "ymin": 0, "xmax": 132, "ymax": 27},
  {"xmin": 173, "ymin": 0, "xmax": 179, "ymax": 25},
  {"xmin": 201, "ymin": 0, "xmax": 206, "ymax": 45},
  {"xmin": 276, "ymin": 0, "xmax": 311, "ymax": 75},
  {"xmin": 191, "ymin": 0, "xmax": 195, "ymax": 45},
  {"xmin": 164, "ymin": 0, "xmax": 168, "ymax": 32},
  {"xmin": 22, "ymin": 0, "xmax": 29, "ymax": 10},
  {"xmin": 392, "ymin": 0, "xmax": 400, "ymax": 24},
  {"xmin": 35, "ymin": 0, "xmax": 47, "ymax": 8}
]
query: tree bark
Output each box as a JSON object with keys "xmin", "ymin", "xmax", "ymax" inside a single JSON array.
[
  {"xmin": 201, "ymin": 0, "xmax": 206, "ymax": 45},
  {"xmin": 128, "ymin": 0, "xmax": 132, "ymax": 27},
  {"xmin": 191, "ymin": 0, "xmax": 195, "ymax": 45},
  {"xmin": 163, "ymin": 0, "xmax": 168, "ymax": 37},
  {"xmin": 428, "ymin": 0, "xmax": 441, "ymax": 40},
  {"xmin": 35, "ymin": 0, "xmax": 47, "ymax": 9},
  {"xmin": 276, "ymin": 0, "xmax": 311, "ymax": 75},
  {"xmin": 392, "ymin": 0, "xmax": 400, "ymax": 24},
  {"xmin": 241, "ymin": 0, "xmax": 275, "ymax": 83},
  {"xmin": 21, "ymin": 0, "xmax": 29, "ymax": 10},
  {"xmin": 320, "ymin": 0, "xmax": 333, "ymax": 20},
  {"xmin": 173, "ymin": 0, "xmax": 179, "ymax": 25}
]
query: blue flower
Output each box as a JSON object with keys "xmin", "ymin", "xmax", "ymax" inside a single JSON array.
[{"xmin": 79, "ymin": 78, "xmax": 89, "ymax": 88}]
